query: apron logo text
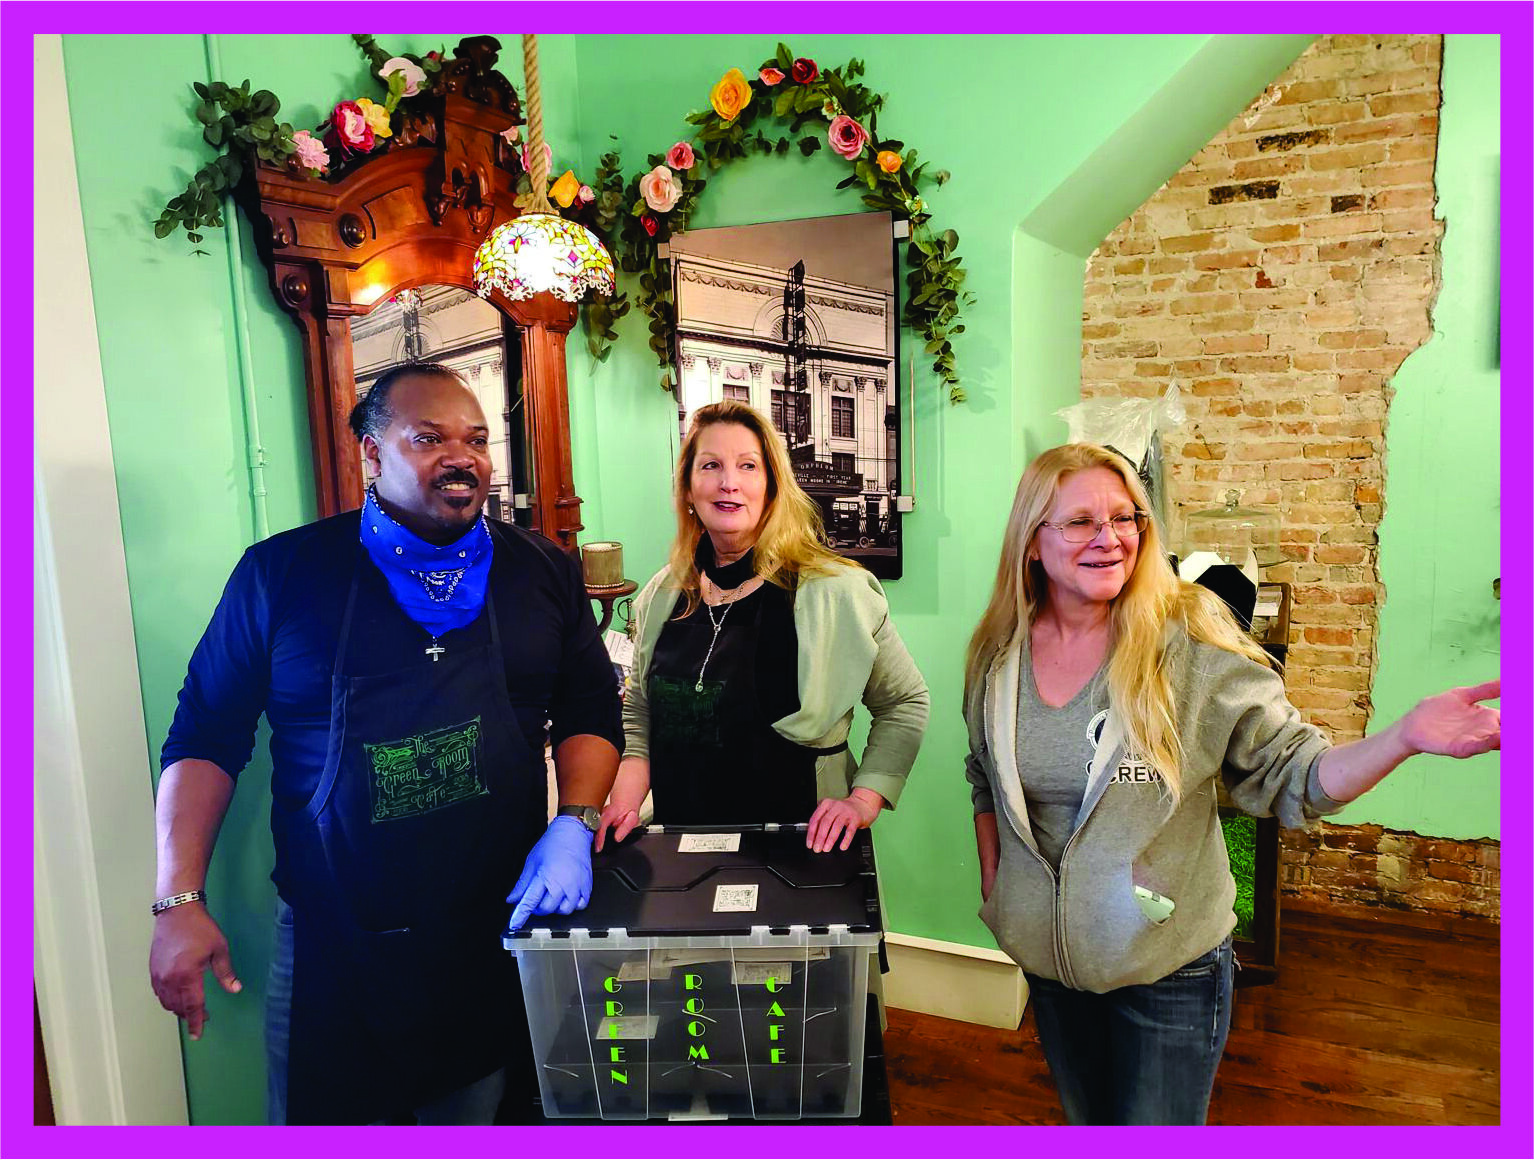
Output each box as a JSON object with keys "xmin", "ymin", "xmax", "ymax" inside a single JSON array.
[{"xmin": 364, "ymin": 717, "xmax": 487, "ymax": 823}]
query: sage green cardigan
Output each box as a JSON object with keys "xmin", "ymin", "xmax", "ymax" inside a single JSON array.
[{"xmin": 622, "ymin": 561, "xmax": 929, "ymax": 809}]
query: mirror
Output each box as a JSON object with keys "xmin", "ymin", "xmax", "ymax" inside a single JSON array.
[
  {"xmin": 349, "ymin": 284, "xmax": 533, "ymax": 529},
  {"xmin": 241, "ymin": 36, "xmax": 586, "ymax": 551}
]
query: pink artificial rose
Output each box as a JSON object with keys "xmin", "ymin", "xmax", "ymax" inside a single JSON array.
[
  {"xmin": 665, "ymin": 141, "xmax": 696, "ymax": 171},
  {"xmin": 578, "ymin": 184, "xmax": 596, "ymax": 204},
  {"xmin": 519, "ymin": 139, "xmax": 554, "ymax": 176},
  {"xmin": 639, "ymin": 165, "xmax": 682, "ymax": 213},
  {"xmin": 380, "ymin": 56, "xmax": 427, "ymax": 98},
  {"xmin": 759, "ymin": 66, "xmax": 785, "ymax": 86},
  {"xmin": 291, "ymin": 129, "xmax": 330, "ymax": 172},
  {"xmin": 827, "ymin": 113, "xmax": 869, "ymax": 160},
  {"xmin": 500, "ymin": 125, "xmax": 520, "ymax": 145},
  {"xmin": 328, "ymin": 100, "xmax": 374, "ymax": 154}
]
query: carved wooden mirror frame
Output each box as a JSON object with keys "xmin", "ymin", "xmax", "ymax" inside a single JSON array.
[{"xmin": 236, "ymin": 36, "xmax": 584, "ymax": 550}]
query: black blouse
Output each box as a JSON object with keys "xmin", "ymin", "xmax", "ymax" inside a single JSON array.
[{"xmin": 643, "ymin": 540, "xmax": 812, "ymax": 823}]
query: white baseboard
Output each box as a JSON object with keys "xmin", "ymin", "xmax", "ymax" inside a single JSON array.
[{"xmin": 882, "ymin": 933, "xmax": 1029, "ymax": 1030}]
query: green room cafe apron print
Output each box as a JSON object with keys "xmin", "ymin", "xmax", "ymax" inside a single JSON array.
[{"xmin": 364, "ymin": 717, "xmax": 489, "ymax": 822}]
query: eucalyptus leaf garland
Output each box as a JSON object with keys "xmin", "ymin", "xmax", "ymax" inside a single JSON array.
[
  {"xmin": 154, "ymin": 36, "xmax": 445, "ymax": 253},
  {"xmin": 594, "ymin": 42, "xmax": 973, "ymax": 404},
  {"xmin": 154, "ymin": 36, "xmax": 971, "ymax": 403}
]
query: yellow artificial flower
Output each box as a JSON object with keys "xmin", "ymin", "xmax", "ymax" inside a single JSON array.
[
  {"xmin": 710, "ymin": 67, "xmax": 753, "ymax": 123},
  {"xmin": 550, "ymin": 169, "xmax": 581, "ymax": 209},
  {"xmin": 355, "ymin": 97, "xmax": 392, "ymax": 139},
  {"xmin": 877, "ymin": 149, "xmax": 902, "ymax": 174}
]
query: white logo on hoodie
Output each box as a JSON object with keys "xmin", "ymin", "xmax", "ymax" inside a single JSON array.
[{"xmin": 1086, "ymin": 708, "xmax": 1164, "ymax": 784}]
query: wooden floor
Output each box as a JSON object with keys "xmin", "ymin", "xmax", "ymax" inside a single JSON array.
[{"xmin": 882, "ymin": 906, "xmax": 1499, "ymax": 1125}]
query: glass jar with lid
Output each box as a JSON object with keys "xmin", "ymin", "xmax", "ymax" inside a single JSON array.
[{"xmin": 1181, "ymin": 489, "xmax": 1282, "ymax": 567}]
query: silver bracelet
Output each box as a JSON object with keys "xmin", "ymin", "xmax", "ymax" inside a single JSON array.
[{"xmin": 150, "ymin": 890, "xmax": 206, "ymax": 916}]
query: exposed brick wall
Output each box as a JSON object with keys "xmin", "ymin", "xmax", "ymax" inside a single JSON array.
[
  {"xmin": 1081, "ymin": 35, "xmax": 1495, "ymax": 923},
  {"xmin": 1083, "ymin": 33, "xmax": 1443, "ymax": 743},
  {"xmin": 1283, "ymin": 824, "xmax": 1500, "ymax": 921}
]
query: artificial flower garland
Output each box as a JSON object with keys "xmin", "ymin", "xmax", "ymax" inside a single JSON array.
[
  {"xmin": 592, "ymin": 43, "xmax": 973, "ymax": 403},
  {"xmin": 155, "ymin": 37, "xmax": 970, "ymax": 404},
  {"xmin": 155, "ymin": 36, "xmax": 620, "ymax": 255}
]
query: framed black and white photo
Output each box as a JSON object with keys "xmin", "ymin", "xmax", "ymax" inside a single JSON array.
[{"xmin": 670, "ymin": 211, "xmax": 904, "ymax": 580}]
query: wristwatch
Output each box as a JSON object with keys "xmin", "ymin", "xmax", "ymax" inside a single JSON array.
[{"xmin": 556, "ymin": 804, "xmax": 601, "ymax": 833}]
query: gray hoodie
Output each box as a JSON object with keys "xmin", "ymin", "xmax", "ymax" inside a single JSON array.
[{"xmin": 964, "ymin": 625, "xmax": 1343, "ymax": 993}]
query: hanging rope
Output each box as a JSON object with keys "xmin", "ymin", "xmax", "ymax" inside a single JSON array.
[{"xmin": 521, "ymin": 33, "xmax": 554, "ymax": 215}]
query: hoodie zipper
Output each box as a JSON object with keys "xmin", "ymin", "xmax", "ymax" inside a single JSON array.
[
  {"xmin": 1052, "ymin": 828, "xmax": 1084, "ymax": 990},
  {"xmin": 1014, "ymin": 827, "xmax": 1081, "ymax": 990},
  {"xmin": 986, "ymin": 650, "xmax": 1096, "ymax": 992}
]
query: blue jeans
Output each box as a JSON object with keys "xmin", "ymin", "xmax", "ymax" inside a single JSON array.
[
  {"xmin": 1025, "ymin": 936, "xmax": 1234, "ymax": 1125},
  {"xmin": 265, "ymin": 899, "xmax": 507, "ymax": 1125}
]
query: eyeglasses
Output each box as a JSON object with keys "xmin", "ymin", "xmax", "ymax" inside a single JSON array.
[{"xmin": 1040, "ymin": 512, "xmax": 1149, "ymax": 544}]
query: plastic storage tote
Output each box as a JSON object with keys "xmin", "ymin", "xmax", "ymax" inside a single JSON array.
[{"xmin": 504, "ymin": 825, "xmax": 882, "ymax": 1121}]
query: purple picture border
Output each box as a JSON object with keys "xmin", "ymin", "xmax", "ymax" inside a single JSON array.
[{"xmin": 9, "ymin": 5, "xmax": 1526, "ymax": 1158}]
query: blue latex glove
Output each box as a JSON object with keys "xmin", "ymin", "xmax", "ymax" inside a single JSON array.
[{"xmin": 507, "ymin": 816, "xmax": 594, "ymax": 931}]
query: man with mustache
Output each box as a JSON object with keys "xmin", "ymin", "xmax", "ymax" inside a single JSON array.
[{"xmin": 149, "ymin": 363, "xmax": 621, "ymax": 1124}]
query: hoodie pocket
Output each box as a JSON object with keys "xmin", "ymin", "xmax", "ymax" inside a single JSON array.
[{"xmin": 978, "ymin": 865, "xmax": 1001, "ymax": 924}]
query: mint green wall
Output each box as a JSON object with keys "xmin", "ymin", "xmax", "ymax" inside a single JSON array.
[
  {"xmin": 561, "ymin": 34, "xmax": 1314, "ymax": 945},
  {"xmin": 64, "ymin": 33, "xmax": 1499, "ymax": 1125},
  {"xmin": 59, "ymin": 33, "xmax": 581, "ymax": 1125},
  {"xmin": 1348, "ymin": 35, "xmax": 1502, "ymax": 840}
]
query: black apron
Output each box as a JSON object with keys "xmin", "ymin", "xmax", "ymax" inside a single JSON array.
[
  {"xmin": 646, "ymin": 588, "xmax": 833, "ymax": 825},
  {"xmin": 280, "ymin": 553, "xmax": 546, "ymax": 1125}
]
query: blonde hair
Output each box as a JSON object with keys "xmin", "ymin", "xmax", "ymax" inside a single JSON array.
[
  {"xmin": 667, "ymin": 400, "xmax": 854, "ymax": 617},
  {"xmin": 964, "ymin": 443, "xmax": 1272, "ymax": 800}
]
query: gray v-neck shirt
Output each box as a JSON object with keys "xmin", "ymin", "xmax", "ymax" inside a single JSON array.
[{"xmin": 1017, "ymin": 638, "xmax": 1110, "ymax": 870}]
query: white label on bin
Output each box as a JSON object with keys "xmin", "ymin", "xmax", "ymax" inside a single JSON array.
[
  {"xmin": 596, "ymin": 1014, "xmax": 660, "ymax": 1040},
  {"xmin": 679, "ymin": 833, "xmax": 741, "ymax": 853},
  {"xmin": 732, "ymin": 960, "xmax": 793, "ymax": 985},
  {"xmin": 712, "ymin": 883, "xmax": 760, "ymax": 912}
]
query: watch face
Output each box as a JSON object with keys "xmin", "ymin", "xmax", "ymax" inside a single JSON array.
[{"xmin": 562, "ymin": 806, "xmax": 600, "ymax": 831}]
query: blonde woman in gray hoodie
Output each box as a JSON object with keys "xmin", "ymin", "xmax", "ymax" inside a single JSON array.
[{"xmin": 963, "ymin": 442, "xmax": 1499, "ymax": 1125}]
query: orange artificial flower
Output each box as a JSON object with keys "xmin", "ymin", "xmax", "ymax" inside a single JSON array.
[
  {"xmin": 710, "ymin": 67, "xmax": 753, "ymax": 123},
  {"xmin": 877, "ymin": 150, "xmax": 902, "ymax": 174},
  {"xmin": 550, "ymin": 169, "xmax": 581, "ymax": 209}
]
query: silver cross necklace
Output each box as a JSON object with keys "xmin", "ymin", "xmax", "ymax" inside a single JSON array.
[{"xmin": 696, "ymin": 575, "xmax": 749, "ymax": 692}]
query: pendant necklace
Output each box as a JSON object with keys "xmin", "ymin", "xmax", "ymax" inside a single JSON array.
[
  {"xmin": 696, "ymin": 575, "xmax": 747, "ymax": 692},
  {"xmin": 411, "ymin": 566, "xmax": 469, "ymax": 603},
  {"xmin": 425, "ymin": 636, "xmax": 445, "ymax": 662}
]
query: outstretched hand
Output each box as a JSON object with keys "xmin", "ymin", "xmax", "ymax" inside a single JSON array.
[{"xmin": 1402, "ymin": 680, "xmax": 1500, "ymax": 759}]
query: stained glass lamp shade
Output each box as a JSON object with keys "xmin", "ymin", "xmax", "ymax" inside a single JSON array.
[
  {"xmin": 472, "ymin": 33, "xmax": 615, "ymax": 305},
  {"xmin": 474, "ymin": 212, "xmax": 614, "ymax": 303}
]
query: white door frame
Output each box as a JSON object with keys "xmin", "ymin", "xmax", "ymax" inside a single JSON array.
[{"xmin": 32, "ymin": 32, "xmax": 189, "ymax": 1126}]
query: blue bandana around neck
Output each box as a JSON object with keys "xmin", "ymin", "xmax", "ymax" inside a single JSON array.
[{"xmin": 359, "ymin": 488, "xmax": 494, "ymax": 638}]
